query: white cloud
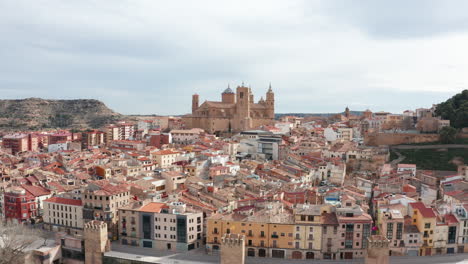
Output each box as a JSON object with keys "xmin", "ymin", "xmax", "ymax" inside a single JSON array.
[{"xmin": 0, "ymin": 0, "xmax": 466, "ymax": 114}]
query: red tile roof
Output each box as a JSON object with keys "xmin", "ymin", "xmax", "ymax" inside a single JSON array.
[
  {"xmin": 21, "ymin": 184, "xmax": 51, "ymax": 197},
  {"xmin": 445, "ymin": 214, "xmax": 459, "ymax": 225},
  {"xmin": 410, "ymin": 202, "xmax": 436, "ymax": 218},
  {"xmin": 139, "ymin": 202, "xmax": 168, "ymax": 213},
  {"xmin": 44, "ymin": 196, "xmax": 82, "ymax": 206}
]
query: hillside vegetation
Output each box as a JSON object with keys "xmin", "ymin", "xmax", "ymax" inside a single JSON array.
[
  {"xmin": 0, "ymin": 98, "xmax": 122, "ymax": 130},
  {"xmin": 435, "ymin": 89, "xmax": 468, "ymax": 129}
]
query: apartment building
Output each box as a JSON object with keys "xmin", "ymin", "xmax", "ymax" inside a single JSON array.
[
  {"xmin": 379, "ymin": 209, "xmax": 405, "ymax": 254},
  {"xmin": 82, "ymin": 181, "xmax": 131, "ymax": 240},
  {"xmin": 170, "ymin": 128, "xmax": 203, "ymax": 145},
  {"xmin": 293, "ymin": 205, "xmax": 324, "ymax": 257},
  {"xmin": 410, "ymin": 202, "xmax": 436, "ymax": 256},
  {"xmin": 4, "ymin": 187, "xmax": 38, "ymax": 222},
  {"xmin": 207, "ymin": 203, "xmax": 342, "ymax": 260},
  {"xmin": 453, "ymin": 204, "xmax": 468, "ymax": 253},
  {"xmin": 2, "ymin": 133, "xmax": 29, "ymax": 154},
  {"xmin": 81, "ymin": 130, "xmax": 106, "ymax": 149},
  {"xmin": 335, "ymin": 207, "xmax": 373, "ymax": 260},
  {"xmin": 152, "ymin": 150, "xmax": 179, "ymax": 168},
  {"xmin": 321, "ymin": 212, "xmax": 340, "ymax": 260},
  {"xmin": 43, "ymin": 196, "xmax": 84, "ymax": 235},
  {"xmin": 118, "ymin": 201, "xmax": 203, "ymax": 251}
]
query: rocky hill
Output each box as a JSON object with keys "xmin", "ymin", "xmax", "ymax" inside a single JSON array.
[{"xmin": 0, "ymin": 98, "xmax": 123, "ymax": 130}]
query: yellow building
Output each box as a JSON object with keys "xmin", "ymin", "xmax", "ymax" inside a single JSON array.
[
  {"xmin": 207, "ymin": 203, "xmax": 330, "ymax": 260},
  {"xmin": 410, "ymin": 202, "xmax": 436, "ymax": 256}
]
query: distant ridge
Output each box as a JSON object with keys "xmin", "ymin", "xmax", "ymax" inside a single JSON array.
[
  {"xmin": 0, "ymin": 98, "xmax": 123, "ymax": 131},
  {"xmin": 276, "ymin": 111, "xmax": 364, "ymax": 118}
]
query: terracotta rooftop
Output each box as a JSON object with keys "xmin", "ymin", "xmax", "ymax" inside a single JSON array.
[
  {"xmin": 410, "ymin": 202, "xmax": 436, "ymax": 218},
  {"xmin": 44, "ymin": 196, "xmax": 82, "ymax": 206},
  {"xmin": 139, "ymin": 202, "xmax": 168, "ymax": 213}
]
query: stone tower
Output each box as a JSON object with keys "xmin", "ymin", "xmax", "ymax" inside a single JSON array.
[
  {"xmin": 345, "ymin": 106, "xmax": 350, "ymax": 118},
  {"xmin": 363, "ymin": 109, "xmax": 373, "ymax": 119},
  {"xmin": 220, "ymin": 233, "xmax": 245, "ymax": 264},
  {"xmin": 236, "ymin": 85, "xmax": 252, "ymax": 130},
  {"xmin": 192, "ymin": 94, "xmax": 199, "ymax": 114},
  {"xmin": 265, "ymin": 83, "xmax": 275, "ymax": 119},
  {"xmin": 365, "ymin": 235, "xmax": 390, "ymax": 264},
  {"xmin": 84, "ymin": 220, "xmax": 110, "ymax": 264}
]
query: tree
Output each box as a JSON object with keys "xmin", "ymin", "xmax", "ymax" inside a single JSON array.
[
  {"xmin": 439, "ymin": 126, "xmax": 457, "ymax": 144},
  {"xmin": 435, "ymin": 90, "xmax": 468, "ymax": 129},
  {"xmin": 0, "ymin": 221, "xmax": 44, "ymax": 264}
]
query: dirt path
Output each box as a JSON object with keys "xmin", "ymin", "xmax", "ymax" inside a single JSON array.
[{"xmin": 390, "ymin": 149, "xmax": 406, "ymax": 166}]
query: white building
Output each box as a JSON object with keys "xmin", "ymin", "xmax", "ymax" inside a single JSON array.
[{"xmin": 43, "ymin": 196, "xmax": 84, "ymax": 235}]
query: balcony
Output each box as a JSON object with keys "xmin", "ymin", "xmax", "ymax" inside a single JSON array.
[
  {"xmin": 271, "ymin": 234, "xmax": 279, "ymax": 239},
  {"xmin": 247, "ymin": 233, "xmax": 254, "ymax": 237},
  {"xmin": 212, "ymin": 231, "xmax": 219, "ymax": 235},
  {"xmin": 121, "ymin": 232, "xmax": 127, "ymax": 236}
]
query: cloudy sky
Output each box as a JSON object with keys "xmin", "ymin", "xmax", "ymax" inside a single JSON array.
[{"xmin": 1, "ymin": 0, "xmax": 467, "ymax": 115}]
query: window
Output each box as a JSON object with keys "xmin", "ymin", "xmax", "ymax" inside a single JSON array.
[
  {"xmin": 425, "ymin": 223, "xmax": 431, "ymax": 229},
  {"xmin": 387, "ymin": 223, "xmax": 393, "ymax": 239},
  {"xmin": 396, "ymin": 223, "xmax": 403, "ymax": 240}
]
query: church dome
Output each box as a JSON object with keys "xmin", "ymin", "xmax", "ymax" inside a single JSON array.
[{"xmin": 222, "ymin": 87, "xmax": 234, "ymax": 94}]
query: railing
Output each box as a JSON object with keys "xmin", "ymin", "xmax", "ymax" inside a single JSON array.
[{"xmin": 271, "ymin": 234, "xmax": 279, "ymax": 238}]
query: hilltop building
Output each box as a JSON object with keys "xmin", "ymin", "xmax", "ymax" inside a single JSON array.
[{"xmin": 183, "ymin": 84, "xmax": 275, "ymax": 134}]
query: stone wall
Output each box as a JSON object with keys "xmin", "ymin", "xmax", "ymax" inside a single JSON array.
[{"xmin": 364, "ymin": 132, "xmax": 440, "ymax": 146}]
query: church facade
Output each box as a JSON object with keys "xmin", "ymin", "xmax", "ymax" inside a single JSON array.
[{"xmin": 182, "ymin": 84, "xmax": 275, "ymax": 134}]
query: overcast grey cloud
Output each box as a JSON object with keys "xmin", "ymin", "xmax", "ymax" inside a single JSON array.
[{"xmin": 0, "ymin": 0, "xmax": 467, "ymax": 115}]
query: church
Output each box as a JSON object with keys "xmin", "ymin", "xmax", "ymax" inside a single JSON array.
[{"xmin": 182, "ymin": 84, "xmax": 275, "ymax": 134}]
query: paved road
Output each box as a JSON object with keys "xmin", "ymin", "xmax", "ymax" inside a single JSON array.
[
  {"xmin": 109, "ymin": 243, "xmax": 468, "ymax": 264},
  {"xmin": 391, "ymin": 144, "xmax": 468, "ymax": 150}
]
